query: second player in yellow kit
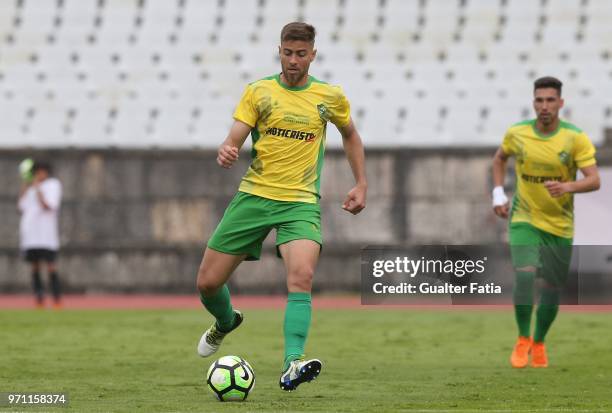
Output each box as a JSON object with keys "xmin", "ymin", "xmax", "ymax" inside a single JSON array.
[{"xmin": 492, "ymin": 77, "xmax": 600, "ymax": 369}]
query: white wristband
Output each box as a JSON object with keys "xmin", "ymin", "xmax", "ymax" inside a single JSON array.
[{"xmin": 492, "ymin": 186, "xmax": 508, "ymax": 207}]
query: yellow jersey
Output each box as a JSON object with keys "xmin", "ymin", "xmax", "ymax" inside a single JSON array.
[
  {"xmin": 501, "ymin": 119, "xmax": 597, "ymax": 238},
  {"xmin": 233, "ymin": 74, "xmax": 351, "ymax": 203}
]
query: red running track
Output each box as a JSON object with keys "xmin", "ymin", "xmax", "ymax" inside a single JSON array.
[
  {"xmin": 3, "ymin": 294, "xmax": 354, "ymax": 309},
  {"xmin": 0, "ymin": 294, "xmax": 611, "ymax": 312}
]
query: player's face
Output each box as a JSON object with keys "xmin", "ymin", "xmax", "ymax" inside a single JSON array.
[
  {"xmin": 279, "ymin": 40, "xmax": 316, "ymax": 85},
  {"xmin": 33, "ymin": 169, "xmax": 48, "ymax": 183},
  {"xmin": 533, "ymin": 88, "xmax": 564, "ymax": 126}
]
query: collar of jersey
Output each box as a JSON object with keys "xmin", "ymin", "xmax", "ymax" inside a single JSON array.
[
  {"xmin": 275, "ymin": 73, "xmax": 312, "ymax": 91},
  {"xmin": 531, "ymin": 119, "xmax": 561, "ymax": 139}
]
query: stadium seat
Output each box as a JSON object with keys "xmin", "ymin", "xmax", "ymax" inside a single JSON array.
[
  {"xmin": 341, "ymin": 0, "xmax": 380, "ymax": 47},
  {"xmin": 0, "ymin": 97, "xmax": 25, "ymax": 147},
  {"xmin": 0, "ymin": 0, "xmax": 18, "ymax": 41},
  {"xmin": 152, "ymin": 101, "xmax": 197, "ymax": 147},
  {"xmin": 256, "ymin": 0, "xmax": 301, "ymax": 46},
  {"xmin": 95, "ymin": 0, "xmax": 138, "ymax": 47},
  {"xmin": 302, "ymin": 0, "xmax": 341, "ymax": 47},
  {"xmin": 419, "ymin": 0, "xmax": 460, "ymax": 49},
  {"xmin": 68, "ymin": 99, "xmax": 110, "ymax": 147},
  {"xmin": 15, "ymin": 0, "xmax": 56, "ymax": 47},
  {"xmin": 497, "ymin": 0, "xmax": 540, "ymax": 47},
  {"xmin": 461, "ymin": 0, "xmax": 500, "ymax": 49},
  {"xmin": 181, "ymin": 0, "xmax": 217, "ymax": 45},
  {"xmin": 215, "ymin": 0, "xmax": 259, "ymax": 47},
  {"xmin": 379, "ymin": 0, "xmax": 420, "ymax": 47},
  {"xmin": 539, "ymin": 0, "xmax": 582, "ymax": 46},
  {"xmin": 56, "ymin": 0, "xmax": 99, "ymax": 46}
]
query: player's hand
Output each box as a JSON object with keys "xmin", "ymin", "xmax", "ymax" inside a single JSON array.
[
  {"xmin": 544, "ymin": 180, "xmax": 571, "ymax": 198},
  {"xmin": 342, "ymin": 184, "xmax": 366, "ymax": 215},
  {"xmin": 493, "ymin": 204, "xmax": 509, "ymax": 219},
  {"xmin": 217, "ymin": 145, "xmax": 239, "ymax": 168}
]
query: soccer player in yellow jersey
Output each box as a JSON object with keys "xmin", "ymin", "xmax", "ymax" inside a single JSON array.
[
  {"xmin": 492, "ymin": 77, "xmax": 600, "ymax": 368},
  {"xmin": 195, "ymin": 22, "xmax": 367, "ymax": 391}
]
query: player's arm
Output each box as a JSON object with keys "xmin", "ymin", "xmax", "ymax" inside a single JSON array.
[
  {"xmin": 492, "ymin": 147, "xmax": 511, "ymax": 218},
  {"xmin": 544, "ymin": 164, "xmax": 601, "ymax": 197},
  {"xmin": 17, "ymin": 182, "xmax": 29, "ymax": 213},
  {"xmin": 217, "ymin": 120, "xmax": 252, "ymax": 169},
  {"xmin": 34, "ymin": 184, "xmax": 52, "ymax": 210},
  {"xmin": 337, "ymin": 118, "xmax": 367, "ymax": 215}
]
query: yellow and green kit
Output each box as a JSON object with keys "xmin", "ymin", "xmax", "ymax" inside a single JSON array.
[
  {"xmin": 502, "ymin": 119, "xmax": 596, "ymax": 282},
  {"xmin": 502, "ymin": 118, "xmax": 596, "ymax": 239},
  {"xmin": 234, "ymin": 73, "xmax": 350, "ymax": 203},
  {"xmin": 207, "ymin": 74, "xmax": 351, "ymax": 259}
]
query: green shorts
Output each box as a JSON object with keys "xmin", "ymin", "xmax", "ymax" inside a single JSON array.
[
  {"xmin": 207, "ymin": 192, "xmax": 322, "ymax": 261},
  {"xmin": 509, "ymin": 222, "xmax": 573, "ymax": 286}
]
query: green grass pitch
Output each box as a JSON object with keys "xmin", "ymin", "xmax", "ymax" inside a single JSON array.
[{"xmin": 1, "ymin": 308, "xmax": 611, "ymax": 412}]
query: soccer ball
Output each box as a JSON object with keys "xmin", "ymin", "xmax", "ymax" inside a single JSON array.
[{"xmin": 206, "ymin": 355, "xmax": 255, "ymax": 401}]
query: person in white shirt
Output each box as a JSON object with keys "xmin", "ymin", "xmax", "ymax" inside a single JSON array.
[{"xmin": 18, "ymin": 161, "xmax": 63, "ymax": 308}]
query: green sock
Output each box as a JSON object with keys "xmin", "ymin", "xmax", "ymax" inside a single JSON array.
[
  {"xmin": 513, "ymin": 271, "xmax": 535, "ymax": 338},
  {"xmin": 283, "ymin": 292, "xmax": 312, "ymax": 370},
  {"xmin": 199, "ymin": 284, "xmax": 235, "ymax": 332},
  {"xmin": 534, "ymin": 287, "xmax": 560, "ymax": 342}
]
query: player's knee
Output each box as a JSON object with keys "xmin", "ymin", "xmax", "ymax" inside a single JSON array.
[
  {"xmin": 196, "ymin": 266, "xmax": 223, "ymax": 295},
  {"xmin": 287, "ymin": 267, "xmax": 314, "ymax": 291},
  {"xmin": 196, "ymin": 277, "xmax": 222, "ymax": 296}
]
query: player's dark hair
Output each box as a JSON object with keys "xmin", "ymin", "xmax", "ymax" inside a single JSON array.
[
  {"xmin": 534, "ymin": 76, "xmax": 563, "ymax": 96},
  {"xmin": 32, "ymin": 160, "xmax": 52, "ymax": 174},
  {"xmin": 280, "ymin": 22, "xmax": 316, "ymax": 44}
]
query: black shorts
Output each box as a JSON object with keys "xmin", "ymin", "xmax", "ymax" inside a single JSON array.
[{"xmin": 24, "ymin": 249, "xmax": 58, "ymax": 263}]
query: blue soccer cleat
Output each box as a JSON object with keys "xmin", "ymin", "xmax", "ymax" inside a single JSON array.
[{"xmin": 279, "ymin": 358, "xmax": 322, "ymax": 391}]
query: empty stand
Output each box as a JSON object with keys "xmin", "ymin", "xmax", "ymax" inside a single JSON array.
[{"xmin": 0, "ymin": 0, "xmax": 610, "ymax": 148}]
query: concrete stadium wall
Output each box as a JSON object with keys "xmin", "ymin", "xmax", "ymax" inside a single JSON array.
[{"xmin": 1, "ymin": 144, "xmax": 611, "ymax": 293}]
